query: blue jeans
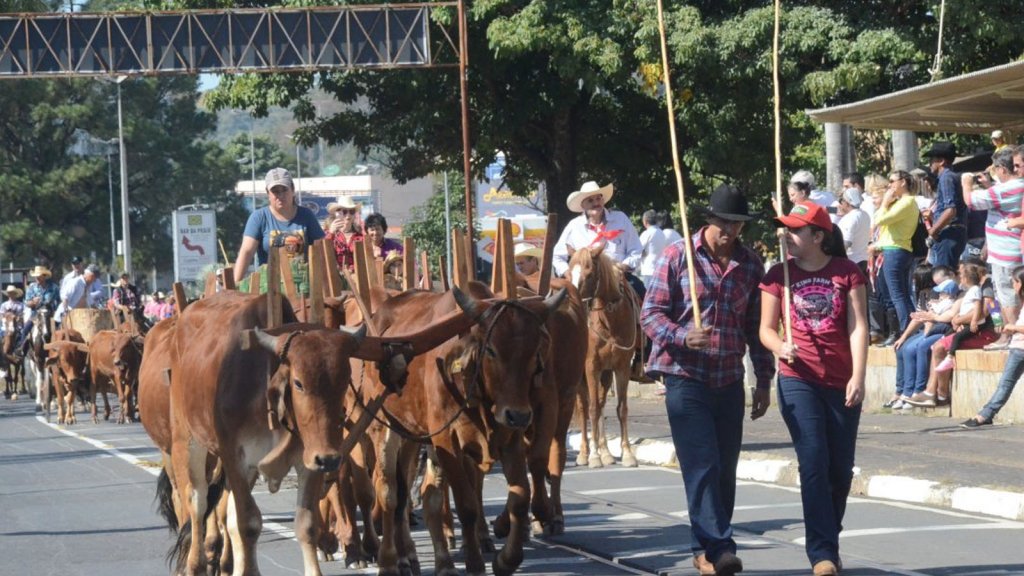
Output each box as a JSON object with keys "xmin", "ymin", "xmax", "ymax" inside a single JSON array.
[
  {"xmin": 896, "ymin": 330, "xmax": 945, "ymax": 397},
  {"xmin": 778, "ymin": 376, "xmax": 860, "ymax": 566},
  {"xmin": 929, "ymin": 226, "xmax": 967, "ymax": 269},
  {"xmin": 881, "ymin": 248, "xmax": 915, "ymax": 332},
  {"xmin": 663, "ymin": 376, "xmax": 744, "ymax": 561},
  {"xmin": 980, "ymin": 349, "xmax": 1024, "ymax": 420}
]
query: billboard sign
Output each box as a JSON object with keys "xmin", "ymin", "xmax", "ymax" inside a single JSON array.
[
  {"xmin": 475, "ymin": 154, "xmax": 545, "ymax": 218},
  {"xmin": 172, "ymin": 209, "xmax": 218, "ymax": 282}
]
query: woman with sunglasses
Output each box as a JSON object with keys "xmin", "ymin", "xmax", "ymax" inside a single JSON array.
[
  {"xmin": 324, "ymin": 197, "xmax": 365, "ymax": 272},
  {"xmin": 873, "ymin": 170, "xmax": 921, "ymax": 333},
  {"xmin": 233, "ymin": 167, "xmax": 325, "ymax": 287}
]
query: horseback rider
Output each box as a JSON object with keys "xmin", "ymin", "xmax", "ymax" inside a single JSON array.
[
  {"xmin": 18, "ymin": 265, "xmax": 60, "ymax": 356},
  {"xmin": 552, "ymin": 181, "xmax": 645, "ymax": 300}
]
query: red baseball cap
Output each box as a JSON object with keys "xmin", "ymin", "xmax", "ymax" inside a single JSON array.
[{"xmin": 775, "ymin": 201, "xmax": 832, "ymax": 231}]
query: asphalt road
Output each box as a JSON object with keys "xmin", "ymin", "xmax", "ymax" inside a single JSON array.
[{"xmin": 1, "ymin": 396, "xmax": 1022, "ymax": 576}]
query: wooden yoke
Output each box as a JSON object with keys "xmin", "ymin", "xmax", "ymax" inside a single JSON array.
[
  {"xmin": 307, "ymin": 240, "xmax": 326, "ymax": 326},
  {"xmin": 220, "ymin": 266, "xmax": 236, "ymax": 291},
  {"xmin": 172, "ymin": 282, "xmax": 188, "ymax": 317},
  {"xmin": 204, "ymin": 272, "xmax": 218, "ymax": 297},
  {"xmin": 489, "ymin": 218, "xmax": 517, "ymax": 299},
  {"xmin": 537, "ymin": 213, "xmax": 558, "ymax": 296},
  {"xmin": 435, "ymin": 254, "xmax": 447, "ymax": 291},
  {"xmin": 402, "ymin": 237, "xmax": 416, "ymax": 292},
  {"xmin": 266, "ymin": 247, "xmax": 283, "ymax": 329},
  {"xmin": 451, "ymin": 228, "xmax": 469, "ymax": 289},
  {"xmin": 421, "ymin": 251, "xmax": 435, "ymax": 291},
  {"xmin": 320, "ymin": 238, "xmax": 344, "ymax": 298},
  {"xmin": 362, "ymin": 237, "xmax": 382, "ymax": 289},
  {"xmin": 352, "ymin": 240, "xmax": 373, "ymax": 315}
]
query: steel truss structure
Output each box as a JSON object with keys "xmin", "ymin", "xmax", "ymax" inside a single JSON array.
[{"xmin": 0, "ymin": 3, "xmax": 460, "ymax": 78}]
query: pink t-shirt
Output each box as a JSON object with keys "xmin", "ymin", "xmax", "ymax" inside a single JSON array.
[{"xmin": 760, "ymin": 257, "xmax": 866, "ymax": 390}]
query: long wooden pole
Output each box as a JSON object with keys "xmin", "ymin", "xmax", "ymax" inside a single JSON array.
[
  {"xmin": 457, "ymin": 0, "xmax": 475, "ymax": 281},
  {"xmin": 772, "ymin": 0, "xmax": 794, "ymax": 347},
  {"xmin": 655, "ymin": 0, "xmax": 702, "ymax": 330}
]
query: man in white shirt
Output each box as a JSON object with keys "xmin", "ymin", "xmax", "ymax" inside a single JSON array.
[
  {"xmin": 55, "ymin": 256, "xmax": 84, "ymax": 324},
  {"xmin": 552, "ymin": 181, "xmax": 643, "ymax": 293},
  {"xmin": 639, "ymin": 210, "xmax": 668, "ymax": 287},
  {"xmin": 834, "ymin": 188, "xmax": 871, "ymax": 266},
  {"xmin": 61, "ymin": 264, "xmax": 106, "ymax": 322},
  {"xmin": 791, "ymin": 170, "xmax": 838, "ymax": 224}
]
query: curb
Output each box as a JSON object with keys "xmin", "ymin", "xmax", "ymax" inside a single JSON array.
[{"xmin": 566, "ymin": 433, "xmax": 1024, "ymax": 522}]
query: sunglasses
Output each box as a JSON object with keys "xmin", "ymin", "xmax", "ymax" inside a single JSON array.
[{"xmin": 338, "ymin": 209, "xmax": 357, "ymax": 215}]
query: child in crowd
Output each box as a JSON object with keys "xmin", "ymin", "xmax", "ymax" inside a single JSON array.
[
  {"xmin": 907, "ymin": 261, "xmax": 996, "ymax": 407},
  {"xmin": 891, "ymin": 266, "xmax": 958, "ymax": 410},
  {"xmin": 962, "ymin": 266, "xmax": 1024, "ymax": 427}
]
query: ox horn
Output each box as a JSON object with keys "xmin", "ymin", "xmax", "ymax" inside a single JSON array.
[
  {"xmin": 251, "ymin": 328, "xmax": 280, "ymax": 355},
  {"xmin": 339, "ymin": 323, "xmax": 367, "ymax": 346},
  {"xmin": 542, "ymin": 287, "xmax": 569, "ymax": 318},
  {"xmin": 452, "ymin": 285, "xmax": 487, "ymax": 321}
]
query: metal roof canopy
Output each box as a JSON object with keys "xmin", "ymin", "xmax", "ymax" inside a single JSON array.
[
  {"xmin": 807, "ymin": 60, "xmax": 1024, "ymax": 134},
  {"xmin": 0, "ymin": 3, "xmax": 460, "ymax": 78}
]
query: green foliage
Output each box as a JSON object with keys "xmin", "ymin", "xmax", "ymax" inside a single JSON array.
[
  {"xmin": 401, "ymin": 176, "xmax": 469, "ymax": 279},
  {"xmin": 223, "ymin": 134, "xmax": 290, "ymax": 180}
]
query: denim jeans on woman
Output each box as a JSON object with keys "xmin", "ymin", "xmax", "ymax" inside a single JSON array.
[
  {"xmin": 895, "ymin": 329, "xmax": 945, "ymax": 397},
  {"xmin": 777, "ymin": 376, "xmax": 861, "ymax": 567},
  {"xmin": 880, "ymin": 248, "xmax": 915, "ymax": 332},
  {"xmin": 980, "ymin": 349, "xmax": 1024, "ymax": 421},
  {"xmin": 663, "ymin": 375, "xmax": 745, "ymax": 562}
]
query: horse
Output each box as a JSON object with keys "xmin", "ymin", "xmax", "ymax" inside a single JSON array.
[
  {"xmin": 25, "ymin": 306, "xmax": 53, "ymax": 412},
  {"xmin": 566, "ymin": 245, "xmax": 640, "ymax": 468},
  {"xmin": 2, "ymin": 313, "xmax": 24, "ymax": 399}
]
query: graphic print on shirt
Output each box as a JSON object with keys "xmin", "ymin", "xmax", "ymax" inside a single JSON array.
[
  {"xmin": 791, "ymin": 276, "xmax": 842, "ymax": 332},
  {"xmin": 270, "ymin": 229, "xmax": 306, "ymax": 255}
]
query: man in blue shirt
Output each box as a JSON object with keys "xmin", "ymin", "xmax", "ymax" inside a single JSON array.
[{"xmin": 924, "ymin": 141, "xmax": 967, "ymax": 268}]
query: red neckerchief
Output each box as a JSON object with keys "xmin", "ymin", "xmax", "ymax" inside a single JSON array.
[{"xmin": 586, "ymin": 222, "xmax": 623, "ymax": 247}]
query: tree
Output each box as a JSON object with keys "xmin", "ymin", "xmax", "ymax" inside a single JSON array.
[
  {"xmin": 401, "ymin": 175, "xmax": 469, "ymax": 279},
  {"xmin": 223, "ymin": 133, "xmax": 291, "ymax": 181}
]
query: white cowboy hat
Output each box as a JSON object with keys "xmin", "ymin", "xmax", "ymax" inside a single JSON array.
[
  {"xmin": 566, "ymin": 181, "xmax": 614, "ymax": 213},
  {"xmin": 327, "ymin": 196, "xmax": 360, "ymax": 214},
  {"xmin": 513, "ymin": 242, "xmax": 543, "ymax": 261},
  {"xmin": 30, "ymin": 265, "xmax": 52, "ymax": 278},
  {"xmin": 3, "ymin": 285, "xmax": 23, "ymax": 298}
]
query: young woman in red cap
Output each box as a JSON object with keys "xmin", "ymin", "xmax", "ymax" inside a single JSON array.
[{"xmin": 758, "ymin": 201, "xmax": 869, "ymax": 576}]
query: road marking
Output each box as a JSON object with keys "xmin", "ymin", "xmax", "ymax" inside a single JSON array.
[
  {"xmin": 802, "ymin": 521, "xmax": 1024, "ymax": 542},
  {"xmin": 577, "ymin": 486, "xmax": 666, "ymax": 496}
]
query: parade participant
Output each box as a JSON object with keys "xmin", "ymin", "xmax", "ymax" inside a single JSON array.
[
  {"xmin": 18, "ymin": 265, "xmax": 60, "ymax": 351},
  {"xmin": 641, "ymin": 184, "xmax": 774, "ymax": 576},
  {"xmin": 64, "ymin": 264, "xmax": 106, "ymax": 311},
  {"xmin": 56, "ymin": 255, "xmax": 84, "ymax": 322},
  {"xmin": 1, "ymin": 285, "xmax": 25, "ymax": 320},
  {"xmin": 639, "ymin": 209, "xmax": 668, "ymax": 287},
  {"xmin": 112, "ymin": 272, "xmax": 146, "ymax": 329},
  {"xmin": 513, "ymin": 242, "xmax": 542, "ymax": 276},
  {"xmin": 324, "ymin": 196, "xmax": 364, "ymax": 272},
  {"xmin": 233, "ymin": 167, "xmax": 325, "ymax": 286},
  {"xmin": 759, "ymin": 201, "xmax": 868, "ymax": 576},
  {"xmin": 553, "ymin": 181, "xmax": 644, "ymax": 298},
  {"xmin": 364, "ymin": 212, "xmax": 404, "ymax": 261}
]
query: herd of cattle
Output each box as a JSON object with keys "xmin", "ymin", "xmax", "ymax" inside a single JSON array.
[{"xmin": 7, "ymin": 245, "xmax": 644, "ymax": 576}]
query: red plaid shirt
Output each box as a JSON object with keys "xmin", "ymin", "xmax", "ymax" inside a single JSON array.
[
  {"xmin": 641, "ymin": 228, "xmax": 775, "ymax": 389},
  {"xmin": 327, "ymin": 231, "xmax": 364, "ymax": 272}
]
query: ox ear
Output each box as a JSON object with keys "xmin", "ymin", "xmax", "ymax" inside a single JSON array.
[
  {"xmin": 132, "ymin": 335, "xmax": 145, "ymax": 349},
  {"xmin": 265, "ymin": 365, "xmax": 291, "ymax": 431},
  {"xmin": 451, "ymin": 286, "xmax": 487, "ymax": 322}
]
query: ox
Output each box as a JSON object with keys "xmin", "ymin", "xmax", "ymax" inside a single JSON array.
[
  {"xmin": 353, "ymin": 283, "xmax": 565, "ymax": 576},
  {"xmin": 567, "ymin": 245, "xmax": 640, "ymax": 468},
  {"xmin": 89, "ymin": 329, "xmax": 144, "ymax": 424},
  {"xmin": 168, "ymin": 289, "xmax": 482, "ymax": 576},
  {"xmin": 44, "ymin": 329, "xmax": 89, "ymax": 425}
]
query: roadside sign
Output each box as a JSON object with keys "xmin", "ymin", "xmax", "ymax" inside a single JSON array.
[{"xmin": 172, "ymin": 209, "xmax": 217, "ymax": 282}]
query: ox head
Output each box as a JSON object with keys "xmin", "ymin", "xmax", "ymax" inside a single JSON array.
[
  {"xmin": 112, "ymin": 332, "xmax": 144, "ymax": 390},
  {"xmin": 251, "ymin": 324, "xmax": 367, "ymax": 473},
  {"xmin": 455, "ymin": 288, "xmax": 567, "ymax": 430}
]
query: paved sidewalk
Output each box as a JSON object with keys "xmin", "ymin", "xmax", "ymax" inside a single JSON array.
[{"xmin": 569, "ymin": 390, "xmax": 1024, "ymax": 521}]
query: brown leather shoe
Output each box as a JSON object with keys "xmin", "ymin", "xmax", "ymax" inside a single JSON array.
[
  {"xmin": 813, "ymin": 560, "xmax": 838, "ymax": 575},
  {"xmin": 692, "ymin": 554, "xmax": 716, "ymax": 575},
  {"xmin": 713, "ymin": 551, "xmax": 743, "ymax": 576}
]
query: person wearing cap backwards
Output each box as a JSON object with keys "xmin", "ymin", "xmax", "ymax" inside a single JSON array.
[
  {"xmin": 552, "ymin": 181, "xmax": 644, "ymax": 297},
  {"xmin": 759, "ymin": 201, "xmax": 868, "ymax": 576},
  {"xmin": 641, "ymin": 184, "xmax": 775, "ymax": 576},
  {"xmin": 922, "ymin": 141, "xmax": 968, "ymax": 269},
  {"xmin": 233, "ymin": 167, "xmax": 326, "ymax": 286}
]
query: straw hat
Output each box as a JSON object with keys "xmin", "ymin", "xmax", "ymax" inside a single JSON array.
[
  {"xmin": 30, "ymin": 265, "xmax": 52, "ymax": 278},
  {"xmin": 3, "ymin": 285, "xmax": 23, "ymax": 299},
  {"xmin": 513, "ymin": 243, "xmax": 542, "ymax": 261},
  {"xmin": 566, "ymin": 181, "xmax": 614, "ymax": 213},
  {"xmin": 382, "ymin": 251, "xmax": 403, "ymax": 269}
]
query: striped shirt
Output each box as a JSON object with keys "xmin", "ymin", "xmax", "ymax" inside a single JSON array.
[
  {"xmin": 968, "ymin": 177, "xmax": 1024, "ymax": 266},
  {"xmin": 641, "ymin": 228, "xmax": 775, "ymax": 389}
]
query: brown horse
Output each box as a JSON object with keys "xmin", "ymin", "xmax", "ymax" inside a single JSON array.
[
  {"xmin": 2, "ymin": 313, "xmax": 24, "ymax": 399},
  {"xmin": 566, "ymin": 245, "xmax": 639, "ymax": 468}
]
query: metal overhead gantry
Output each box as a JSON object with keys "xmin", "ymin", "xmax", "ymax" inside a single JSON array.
[{"xmin": 0, "ymin": 3, "xmax": 477, "ymax": 276}]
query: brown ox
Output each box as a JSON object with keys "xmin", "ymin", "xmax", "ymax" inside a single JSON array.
[
  {"xmin": 353, "ymin": 282, "xmax": 565, "ymax": 576},
  {"xmin": 86, "ymin": 330, "xmax": 125, "ymax": 424},
  {"xmin": 567, "ymin": 245, "xmax": 640, "ymax": 468},
  {"xmin": 168, "ymin": 289, "xmax": 481, "ymax": 576},
  {"xmin": 2, "ymin": 312, "xmax": 24, "ymax": 399},
  {"xmin": 44, "ymin": 329, "xmax": 89, "ymax": 425}
]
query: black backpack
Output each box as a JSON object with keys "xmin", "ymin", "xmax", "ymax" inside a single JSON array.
[{"xmin": 911, "ymin": 216, "xmax": 929, "ymax": 258}]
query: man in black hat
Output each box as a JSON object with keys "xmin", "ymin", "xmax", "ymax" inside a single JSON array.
[
  {"xmin": 923, "ymin": 141, "xmax": 967, "ymax": 268},
  {"xmin": 641, "ymin": 184, "xmax": 775, "ymax": 576}
]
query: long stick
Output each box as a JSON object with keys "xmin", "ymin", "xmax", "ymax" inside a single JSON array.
[
  {"xmin": 655, "ymin": 0, "xmax": 702, "ymax": 330},
  {"xmin": 771, "ymin": 0, "xmax": 794, "ymax": 347}
]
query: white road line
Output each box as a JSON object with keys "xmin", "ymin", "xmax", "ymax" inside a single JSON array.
[
  {"xmin": 818, "ymin": 521, "xmax": 1023, "ymax": 541},
  {"xmin": 577, "ymin": 486, "xmax": 666, "ymax": 496}
]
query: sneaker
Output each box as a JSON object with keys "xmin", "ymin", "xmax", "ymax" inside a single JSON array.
[
  {"xmin": 905, "ymin": 392, "xmax": 936, "ymax": 407},
  {"xmin": 899, "ymin": 401, "xmax": 914, "ymax": 412},
  {"xmin": 960, "ymin": 416, "xmax": 993, "ymax": 429},
  {"xmin": 936, "ymin": 396, "xmax": 950, "ymax": 406},
  {"xmin": 882, "ymin": 395, "xmax": 900, "ymax": 408},
  {"xmin": 713, "ymin": 551, "xmax": 743, "ymax": 576},
  {"xmin": 935, "ymin": 356, "xmax": 956, "ymax": 372}
]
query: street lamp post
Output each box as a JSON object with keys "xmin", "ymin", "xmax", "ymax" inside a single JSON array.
[
  {"xmin": 114, "ymin": 76, "xmax": 131, "ymax": 277},
  {"xmin": 107, "ymin": 144, "xmax": 116, "ymax": 271}
]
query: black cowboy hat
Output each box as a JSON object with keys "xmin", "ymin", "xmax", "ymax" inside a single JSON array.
[
  {"xmin": 701, "ymin": 184, "xmax": 754, "ymax": 222},
  {"xmin": 922, "ymin": 141, "xmax": 957, "ymax": 162}
]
